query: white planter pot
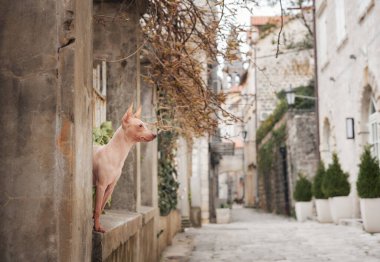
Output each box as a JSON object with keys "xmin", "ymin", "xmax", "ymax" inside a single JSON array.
[
  {"xmin": 360, "ymin": 198, "xmax": 380, "ymax": 233},
  {"xmin": 295, "ymin": 202, "xmax": 313, "ymax": 222},
  {"xmin": 216, "ymin": 208, "xmax": 231, "ymax": 224},
  {"xmin": 315, "ymin": 199, "xmax": 333, "ymax": 223},
  {"xmin": 329, "ymin": 196, "xmax": 352, "ymax": 223}
]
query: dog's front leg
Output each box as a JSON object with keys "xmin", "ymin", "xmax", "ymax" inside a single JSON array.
[
  {"xmin": 101, "ymin": 182, "xmax": 116, "ymax": 212},
  {"xmin": 94, "ymin": 184, "xmax": 106, "ymax": 233}
]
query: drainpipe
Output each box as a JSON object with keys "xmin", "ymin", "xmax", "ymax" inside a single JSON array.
[{"xmin": 313, "ymin": 0, "xmax": 321, "ymax": 162}]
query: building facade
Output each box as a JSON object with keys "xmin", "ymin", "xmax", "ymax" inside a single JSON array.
[
  {"xmin": 316, "ymin": 0, "xmax": 379, "ymax": 217},
  {"xmin": 244, "ymin": 15, "xmax": 316, "ymax": 208}
]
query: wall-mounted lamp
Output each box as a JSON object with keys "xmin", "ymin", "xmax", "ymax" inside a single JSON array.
[
  {"xmin": 285, "ymin": 85, "xmax": 296, "ymax": 105},
  {"xmin": 285, "ymin": 85, "xmax": 316, "ymax": 106},
  {"xmin": 346, "ymin": 118, "xmax": 355, "ymax": 139},
  {"xmin": 242, "ymin": 130, "xmax": 248, "ymax": 141}
]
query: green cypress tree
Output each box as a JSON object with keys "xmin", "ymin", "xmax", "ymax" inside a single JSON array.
[
  {"xmin": 293, "ymin": 175, "xmax": 313, "ymax": 202},
  {"xmin": 357, "ymin": 146, "xmax": 380, "ymax": 198},
  {"xmin": 322, "ymin": 153, "xmax": 351, "ymax": 197},
  {"xmin": 312, "ymin": 161, "xmax": 327, "ymax": 199}
]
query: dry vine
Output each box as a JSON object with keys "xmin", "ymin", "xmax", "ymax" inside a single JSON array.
[{"xmin": 140, "ymin": 0, "xmax": 248, "ymax": 137}]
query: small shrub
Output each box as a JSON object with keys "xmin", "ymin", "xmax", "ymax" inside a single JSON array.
[
  {"xmin": 93, "ymin": 121, "xmax": 114, "ymax": 145},
  {"xmin": 312, "ymin": 161, "xmax": 327, "ymax": 199},
  {"xmin": 219, "ymin": 203, "xmax": 231, "ymax": 209},
  {"xmin": 293, "ymin": 175, "xmax": 312, "ymax": 202},
  {"xmin": 357, "ymin": 146, "xmax": 380, "ymax": 198},
  {"xmin": 322, "ymin": 153, "xmax": 350, "ymax": 198}
]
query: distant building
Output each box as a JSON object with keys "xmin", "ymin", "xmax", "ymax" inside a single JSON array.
[
  {"xmin": 316, "ymin": 0, "xmax": 379, "ymax": 217},
  {"xmin": 243, "ymin": 14, "xmax": 317, "ymax": 209}
]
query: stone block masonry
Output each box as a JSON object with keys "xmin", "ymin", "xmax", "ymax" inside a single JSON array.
[{"xmin": 257, "ymin": 111, "xmax": 318, "ymax": 215}]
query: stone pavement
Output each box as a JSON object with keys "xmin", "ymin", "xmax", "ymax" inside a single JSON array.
[{"xmin": 161, "ymin": 206, "xmax": 380, "ymax": 262}]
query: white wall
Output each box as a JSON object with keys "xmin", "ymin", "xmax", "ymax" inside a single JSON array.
[{"xmin": 316, "ymin": 0, "xmax": 380, "ymax": 217}]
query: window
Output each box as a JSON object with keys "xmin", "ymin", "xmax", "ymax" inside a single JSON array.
[
  {"xmin": 317, "ymin": 10, "xmax": 328, "ymax": 66},
  {"xmin": 235, "ymin": 74, "xmax": 241, "ymax": 85},
  {"xmin": 335, "ymin": 0, "xmax": 346, "ymax": 46},
  {"xmin": 368, "ymin": 98, "xmax": 380, "ymax": 160},
  {"xmin": 226, "ymin": 75, "xmax": 232, "ymax": 89}
]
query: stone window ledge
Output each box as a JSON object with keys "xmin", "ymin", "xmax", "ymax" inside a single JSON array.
[
  {"xmin": 93, "ymin": 210, "xmax": 142, "ymax": 261},
  {"xmin": 92, "ymin": 207, "xmax": 156, "ymax": 261},
  {"xmin": 139, "ymin": 206, "xmax": 156, "ymax": 225}
]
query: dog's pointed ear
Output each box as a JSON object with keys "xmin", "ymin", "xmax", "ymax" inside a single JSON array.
[
  {"xmin": 122, "ymin": 103, "xmax": 134, "ymax": 127},
  {"xmin": 134, "ymin": 105, "xmax": 142, "ymax": 119}
]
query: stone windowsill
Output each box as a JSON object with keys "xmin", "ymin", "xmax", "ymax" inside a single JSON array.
[
  {"xmin": 139, "ymin": 206, "xmax": 156, "ymax": 225},
  {"xmin": 92, "ymin": 207, "xmax": 156, "ymax": 261},
  {"xmin": 93, "ymin": 210, "xmax": 142, "ymax": 261}
]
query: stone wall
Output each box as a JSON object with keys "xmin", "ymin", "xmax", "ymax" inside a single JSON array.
[
  {"xmin": 254, "ymin": 18, "xmax": 314, "ymax": 128},
  {"xmin": 0, "ymin": 0, "xmax": 93, "ymax": 261},
  {"xmin": 157, "ymin": 210, "xmax": 181, "ymax": 256},
  {"xmin": 257, "ymin": 111, "xmax": 318, "ymax": 215},
  {"xmin": 286, "ymin": 111, "xmax": 319, "ymax": 202}
]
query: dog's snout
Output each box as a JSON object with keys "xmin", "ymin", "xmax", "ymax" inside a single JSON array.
[{"xmin": 152, "ymin": 133, "xmax": 157, "ymax": 139}]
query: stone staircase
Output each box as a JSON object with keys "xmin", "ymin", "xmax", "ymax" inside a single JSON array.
[{"xmin": 181, "ymin": 216, "xmax": 192, "ymax": 231}]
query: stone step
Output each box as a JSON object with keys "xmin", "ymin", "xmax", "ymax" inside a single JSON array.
[{"xmin": 181, "ymin": 217, "xmax": 192, "ymax": 231}]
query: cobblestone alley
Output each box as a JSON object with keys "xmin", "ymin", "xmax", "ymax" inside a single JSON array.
[{"xmin": 161, "ymin": 207, "xmax": 380, "ymax": 262}]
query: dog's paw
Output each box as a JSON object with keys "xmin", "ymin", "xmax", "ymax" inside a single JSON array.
[{"xmin": 94, "ymin": 224, "xmax": 106, "ymax": 233}]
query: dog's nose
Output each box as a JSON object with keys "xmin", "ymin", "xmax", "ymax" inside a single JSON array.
[{"xmin": 153, "ymin": 134, "xmax": 157, "ymax": 139}]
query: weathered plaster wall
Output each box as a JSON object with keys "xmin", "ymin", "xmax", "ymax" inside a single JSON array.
[
  {"xmin": 0, "ymin": 0, "xmax": 93, "ymax": 261},
  {"xmin": 191, "ymin": 136, "xmax": 210, "ymax": 224},
  {"xmin": 93, "ymin": 1, "xmax": 141, "ymax": 211},
  {"xmin": 316, "ymin": 1, "xmax": 380, "ymax": 217}
]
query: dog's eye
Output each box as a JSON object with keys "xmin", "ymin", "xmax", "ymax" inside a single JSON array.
[{"xmin": 139, "ymin": 124, "xmax": 143, "ymax": 128}]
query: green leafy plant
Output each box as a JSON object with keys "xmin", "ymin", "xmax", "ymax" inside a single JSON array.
[
  {"xmin": 312, "ymin": 161, "xmax": 327, "ymax": 199},
  {"xmin": 158, "ymin": 158, "xmax": 179, "ymax": 216},
  {"xmin": 219, "ymin": 203, "xmax": 231, "ymax": 209},
  {"xmin": 158, "ymin": 131, "xmax": 180, "ymax": 216},
  {"xmin": 322, "ymin": 153, "xmax": 351, "ymax": 198},
  {"xmin": 293, "ymin": 175, "xmax": 312, "ymax": 202},
  {"xmin": 256, "ymin": 100, "xmax": 288, "ymax": 145},
  {"xmin": 93, "ymin": 121, "xmax": 114, "ymax": 145},
  {"xmin": 92, "ymin": 121, "xmax": 114, "ymax": 209},
  {"xmin": 357, "ymin": 146, "xmax": 380, "ymax": 198}
]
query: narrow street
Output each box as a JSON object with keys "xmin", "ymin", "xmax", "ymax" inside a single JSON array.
[{"xmin": 162, "ymin": 207, "xmax": 380, "ymax": 262}]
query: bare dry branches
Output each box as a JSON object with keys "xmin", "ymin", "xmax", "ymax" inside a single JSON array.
[{"xmin": 141, "ymin": 0, "xmax": 244, "ymax": 137}]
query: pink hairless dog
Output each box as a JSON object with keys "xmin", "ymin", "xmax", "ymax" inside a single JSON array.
[{"xmin": 92, "ymin": 104, "xmax": 157, "ymax": 232}]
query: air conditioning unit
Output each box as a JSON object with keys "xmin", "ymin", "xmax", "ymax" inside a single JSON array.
[{"xmin": 259, "ymin": 111, "xmax": 270, "ymax": 121}]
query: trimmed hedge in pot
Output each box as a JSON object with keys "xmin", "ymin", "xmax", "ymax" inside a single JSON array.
[
  {"xmin": 293, "ymin": 175, "xmax": 312, "ymax": 202},
  {"xmin": 357, "ymin": 146, "xmax": 380, "ymax": 198},
  {"xmin": 312, "ymin": 161, "xmax": 327, "ymax": 199},
  {"xmin": 322, "ymin": 153, "xmax": 350, "ymax": 198}
]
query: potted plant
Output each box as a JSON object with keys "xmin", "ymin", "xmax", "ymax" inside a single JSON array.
[
  {"xmin": 293, "ymin": 175, "xmax": 313, "ymax": 222},
  {"xmin": 312, "ymin": 161, "xmax": 333, "ymax": 223},
  {"xmin": 216, "ymin": 203, "xmax": 231, "ymax": 224},
  {"xmin": 322, "ymin": 153, "xmax": 351, "ymax": 223},
  {"xmin": 357, "ymin": 146, "xmax": 380, "ymax": 233}
]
